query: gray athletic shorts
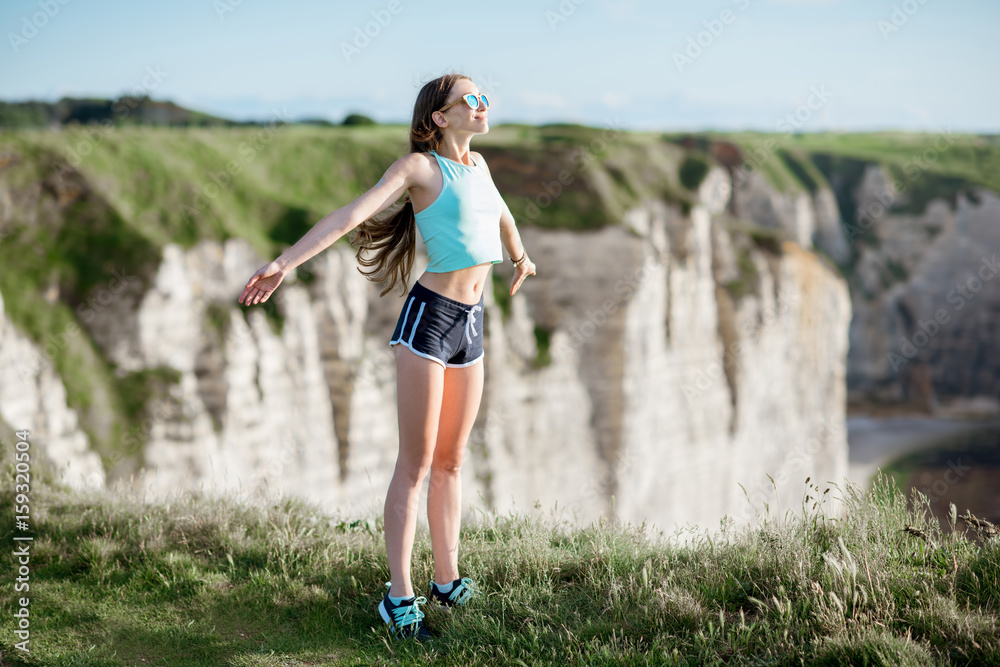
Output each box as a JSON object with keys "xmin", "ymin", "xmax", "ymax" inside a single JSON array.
[{"xmin": 389, "ymin": 280, "xmax": 484, "ymax": 368}]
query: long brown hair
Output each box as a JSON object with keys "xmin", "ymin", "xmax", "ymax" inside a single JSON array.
[{"xmin": 351, "ymin": 73, "xmax": 471, "ymax": 297}]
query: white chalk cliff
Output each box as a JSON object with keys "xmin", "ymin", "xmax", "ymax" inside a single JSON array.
[{"xmin": 0, "ymin": 161, "xmax": 852, "ymax": 533}]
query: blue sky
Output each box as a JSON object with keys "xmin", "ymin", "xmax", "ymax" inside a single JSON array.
[{"xmin": 1, "ymin": 0, "xmax": 998, "ymax": 132}]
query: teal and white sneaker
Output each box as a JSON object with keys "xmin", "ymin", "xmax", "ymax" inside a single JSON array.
[
  {"xmin": 378, "ymin": 582, "xmax": 434, "ymax": 642},
  {"xmin": 428, "ymin": 576, "xmax": 480, "ymax": 607}
]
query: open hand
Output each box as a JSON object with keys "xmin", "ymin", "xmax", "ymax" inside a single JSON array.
[
  {"xmin": 239, "ymin": 261, "xmax": 287, "ymax": 305},
  {"xmin": 510, "ymin": 256, "xmax": 536, "ymax": 296}
]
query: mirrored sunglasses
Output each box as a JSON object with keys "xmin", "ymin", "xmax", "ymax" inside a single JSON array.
[{"xmin": 439, "ymin": 93, "xmax": 489, "ymax": 113}]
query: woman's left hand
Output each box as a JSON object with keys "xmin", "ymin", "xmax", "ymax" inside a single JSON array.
[{"xmin": 510, "ymin": 256, "xmax": 536, "ymax": 296}]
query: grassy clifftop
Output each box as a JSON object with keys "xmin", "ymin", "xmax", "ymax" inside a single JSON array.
[
  {"xmin": 0, "ymin": 450, "xmax": 997, "ymax": 665},
  {"xmin": 3, "ymin": 124, "xmax": 996, "ymax": 263},
  {"xmin": 686, "ymin": 130, "xmax": 1000, "ymax": 217}
]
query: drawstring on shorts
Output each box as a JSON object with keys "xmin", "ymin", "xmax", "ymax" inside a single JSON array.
[{"xmin": 464, "ymin": 305, "xmax": 482, "ymax": 345}]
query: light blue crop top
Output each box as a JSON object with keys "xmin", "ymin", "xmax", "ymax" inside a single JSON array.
[{"xmin": 413, "ymin": 149, "xmax": 505, "ymax": 273}]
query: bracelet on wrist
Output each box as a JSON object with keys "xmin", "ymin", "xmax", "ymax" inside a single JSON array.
[{"xmin": 511, "ymin": 251, "xmax": 527, "ymax": 267}]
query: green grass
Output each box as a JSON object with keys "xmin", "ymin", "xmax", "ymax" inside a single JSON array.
[
  {"xmin": 2, "ymin": 449, "xmax": 998, "ymax": 665},
  {"xmin": 674, "ymin": 131, "xmax": 1000, "ymax": 198},
  {"xmin": 775, "ymin": 132, "xmax": 1000, "ymax": 195}
]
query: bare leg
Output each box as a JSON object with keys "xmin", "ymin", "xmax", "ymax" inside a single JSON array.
[
  {"xmin": 427, "ymin": 359, "xmax": 484, "ymax": 585},
  {"xmin": 385, "ymin": 345, "xmax": 444, "ymax": 599}
]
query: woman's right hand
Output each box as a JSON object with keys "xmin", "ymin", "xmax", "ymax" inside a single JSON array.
[{"xmin": 239, "ymin": 261, "xmax": 287, "ymax": 305}]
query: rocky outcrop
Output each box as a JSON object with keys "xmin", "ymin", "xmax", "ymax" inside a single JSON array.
[
  {"xmin": 703, "ymin": 140, "xmax": 1000, "ymax": 415},
  {"xmin": 0, "ymin": 290, "xmax": 105, "ymax": 490},
  {"xmin": 828, "ymin": 164, "xmax": 1000, "ymax": 413},
  {"xmin": 732, "ymin": 171, "xmax": 816, "ymax": 248}
]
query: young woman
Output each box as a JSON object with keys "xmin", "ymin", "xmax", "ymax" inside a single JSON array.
[{"xmin": 239, "ymin": 73, "xmax": 536, "ymax": 641}]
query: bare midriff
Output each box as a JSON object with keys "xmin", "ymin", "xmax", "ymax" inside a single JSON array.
[{"xmin": 417, "ymin": 263, "xmax": 493, "ymax": 307}]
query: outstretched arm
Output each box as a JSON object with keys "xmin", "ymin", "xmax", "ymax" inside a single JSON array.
[
  {"xmin": 473, "ymin": 151, "xmax": 536, "ymax": 296},
  {"xmin": 499, "ymin": 198, "xmax": 536, "ymax": 296},
  {"xmin": 239, "ymin": 155, "xmax": 416, "ymax": 305}
]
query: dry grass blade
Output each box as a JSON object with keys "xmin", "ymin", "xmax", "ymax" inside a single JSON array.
[
  {"xmin": 959, "ymin": 511, "xmax": 999, "ymax": 538},
  {"xmin": 901, "ymin": 525, "xmax": 929, "ymax": 542}
]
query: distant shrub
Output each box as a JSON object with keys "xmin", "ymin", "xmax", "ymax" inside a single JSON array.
[
  {"xmin": 342, "ymin": 113, "xmax": 376, "ymax": 126},
  {"xmin": 295, "ymin": 118, "xmax": 335, "ymax": 127},
  {"xmin": 533, "ymin": 325, "xmax": 552, "ymax": 368},
  {"xmin": 679, "ymin": 154, "xmax": 711, "ymax": 191},
  {"xmin": 539, "ymin": 122, "xmax": 592, "ymax": 131}
]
